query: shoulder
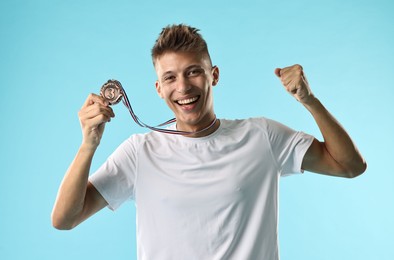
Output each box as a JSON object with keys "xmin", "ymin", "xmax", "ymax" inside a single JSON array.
[
  {"xmin": 221, "ymin": 117, "xmax": 312, "ymax": 145},
  {"xmin": 112, "ymin": 132, "xmax": 152, "ymax": 157}
]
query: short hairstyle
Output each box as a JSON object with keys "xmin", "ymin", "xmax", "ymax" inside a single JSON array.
[{"xmin": 151, "ymin": 24, "xmax": 212, "ymax": 66}]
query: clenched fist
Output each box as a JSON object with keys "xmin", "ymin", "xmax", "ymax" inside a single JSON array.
[{"xmin": 275, "ymin": 64, "xmax": 314, "ymax": 105}]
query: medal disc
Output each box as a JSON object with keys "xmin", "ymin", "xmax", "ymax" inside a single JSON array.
[{"xmin": 100, "ymin": 79, "xmax": 123, "ymax": 105}]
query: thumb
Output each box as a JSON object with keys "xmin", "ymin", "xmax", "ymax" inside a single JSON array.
[{"xmin": 274, "ymin": 68, "xmax": 282, "ymax": 78}]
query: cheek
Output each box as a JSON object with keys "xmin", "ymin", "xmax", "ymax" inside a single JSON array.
[{"xmin": 161, "ymin": 90, "xmax": 174, "ymax": 106}]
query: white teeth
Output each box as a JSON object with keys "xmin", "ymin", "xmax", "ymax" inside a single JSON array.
[{"xmin": 177, "ymin": 96, "xmax": 198, "ymax": 105}]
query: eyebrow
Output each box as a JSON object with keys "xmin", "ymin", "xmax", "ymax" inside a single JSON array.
[
  {"xmin": 160, "ymin": 65, "xmax": 204, "ymax": 80},
  {"xmin": 161, "ymin": 71, "xmax": 174, "ymax": 80},
  {"xmin": 185, "ymin": 64, "xmax": 204, "ymax": 71}
]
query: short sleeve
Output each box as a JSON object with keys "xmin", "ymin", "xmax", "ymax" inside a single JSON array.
[
  {"xmin": 89, "ymin": 136, "xmax": 139, "ymax": 211},
  {"xmin": 264, "ymin": 118, "xmax": 314, "ymax": 176}
]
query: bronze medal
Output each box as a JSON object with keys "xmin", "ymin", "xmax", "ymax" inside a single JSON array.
[{"xmin": 100, "ymin": 79, "xmax": 123, "ymax": 105}]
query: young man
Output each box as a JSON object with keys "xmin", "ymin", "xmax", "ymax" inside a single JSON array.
[{"xmin": 52, "ymin": 24, "xmax": 366, "ymax": 259}]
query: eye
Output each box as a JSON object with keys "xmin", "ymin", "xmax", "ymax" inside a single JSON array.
[
  {"xmin": 187, "ymin": 68, "xmax": 203, "ymax": 77},
  {"xmin": 164, "ymin": 75, "xmax": 176, "ymax": 82}
]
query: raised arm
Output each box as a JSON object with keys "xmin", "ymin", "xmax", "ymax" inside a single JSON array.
[
  {"xmin": 275, "ymin": 65, "xmax": 367, "ymax": 178},
  {"xmin": 51, "ymin": 94, "xmax": 115, "ymax": 230}
]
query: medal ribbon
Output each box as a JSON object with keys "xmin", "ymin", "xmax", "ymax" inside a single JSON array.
[{"xmin": 101, "ymin": 79, "xmax": 217, "ymax": 135}]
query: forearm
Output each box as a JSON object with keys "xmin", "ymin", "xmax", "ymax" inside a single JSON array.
[
  {"xmin": 303, "ymin": 96, "xmax": 366, "ymax": 175},
  {"xmin": 51, "ymin": 144, "xmax": 96, "ymax": 229}
]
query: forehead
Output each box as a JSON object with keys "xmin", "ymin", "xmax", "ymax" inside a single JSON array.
[{"xmin": 154, "ymin": 51, "xmax": 211, "ymax": 75}]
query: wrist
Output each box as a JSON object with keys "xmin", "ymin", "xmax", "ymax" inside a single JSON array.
[
  {"xmin": 302, "ymin": 94, "xmax": 320, "ymax": 109},
  {"xmin": 79, "ymin": 141, "xmax": 99, "ymax": 154}
]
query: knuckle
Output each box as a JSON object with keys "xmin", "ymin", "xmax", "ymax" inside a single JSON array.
[
  {"xmin": 92, "ymin": 102, "xmax": 101, "ymax": 110},
  {"xmin": 293, "ymin": 64, "xmax": 303, "ymax": 71},
  {"xmin": 98, "ymin": 114, "xmax": 107, "ymax": 121},
  {"xmin": 99, "ymin": 107, "xmax": 108, "ymax": 114},
  {"xmin": 78, "ymin": 108, "xmax": 88, "ymax": 117},
  {"xmin": 87, "ymin": 94, "xmax": 94, "ymax": 102}
]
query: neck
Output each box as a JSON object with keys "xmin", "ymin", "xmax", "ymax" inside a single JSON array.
[{"xmin": 177, "ymin": 116, "xmax": 220, "ymax": 138}]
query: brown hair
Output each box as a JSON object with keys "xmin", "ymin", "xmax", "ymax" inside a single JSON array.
[{"xmin": 151, "ymin": 24, "xmax": 212, "ymax": 65}]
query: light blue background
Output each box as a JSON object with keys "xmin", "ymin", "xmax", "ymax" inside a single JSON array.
[{"xmin": 1, "ymin": 0, "xmax": 393, "ymax": 259}]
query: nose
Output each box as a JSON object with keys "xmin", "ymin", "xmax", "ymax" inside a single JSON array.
[{"xmin": 176, "ymin": 76, "xmax": 192, "ymax": 94}]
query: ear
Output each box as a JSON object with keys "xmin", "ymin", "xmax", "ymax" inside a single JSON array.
[
  {"xmin": 155, "ymin": 80, "xmax": 163, "ymax": 98},
  {"xmin": 212, "ymin": 66, "xmax": 220, "ymax": 86}
]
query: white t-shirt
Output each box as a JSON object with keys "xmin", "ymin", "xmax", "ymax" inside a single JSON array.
[{"xmin": 89, "ymin": 117, "xmax": 314, "ymax": 260}]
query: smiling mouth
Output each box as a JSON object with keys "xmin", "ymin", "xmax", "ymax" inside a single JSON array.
[{"xmin": 176, "ymin": 96, "xmax": 200, "ymax": 105}]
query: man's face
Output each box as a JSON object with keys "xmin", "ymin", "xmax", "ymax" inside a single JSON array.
[{"xmin": 154, "ymin": 51, "xmax": 219, "ymax": 132}]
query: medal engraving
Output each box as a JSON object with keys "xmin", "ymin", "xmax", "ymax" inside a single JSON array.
[{"xmin": 100, "ymin": 79, "xmax": 123, "ymax": 105}]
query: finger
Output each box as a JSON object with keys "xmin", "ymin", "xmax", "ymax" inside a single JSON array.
[
  {"xmin": 287, "ymin": 79, "xmax": 299, "ymax": 94},
  {"xmin": 280, "ymin": 72, "xmax": 296, "ymax": 87},
  {"xmin": 279, "ymin": 64, "xmax": 303, "ymax": 76},
  {"xmin": 274, "ymin": 68, "xmax": 282, "ymax": 78},
  {"xmin": 80, "ymin": 103, "xmax": 115, "ymax": 122},
  {"xmin": 292, "ymin": 64, "xmax": 303, "ymax": 72},
  {"xmin": 87, "ymin": 103, "xmax": 115, "ymax": 117},
  {"xmin": 277, "ymin": 67, "xmax": 293, "ymax": 85},
  {"xmin": 81, "ymin": 112, "xmax": 112, "ymax": 132},
  {"xmin": 278, "ymin": 66, "xmax": 292, "ymax": 75},
  {"xmin": 82, "ymin": 93, "xmax": 109, "ymax": 108},
  {"xmin": 89, "ymin": 113, "xmax": 112, "ymax": 126},
  {"xmin": 79, "ymin": 108, "xmax": 114, "ymax": 132},
  {"xmin": 281, "ymin": 65, "xmax": 304, "ymax": 84}
]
